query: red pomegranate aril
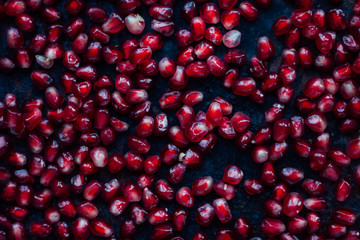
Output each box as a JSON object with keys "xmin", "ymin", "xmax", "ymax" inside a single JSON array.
[
  {"xmin": 8, "ymin": 206, "xmax": 28, "ymax": 221},
  {"xmin": 315, "ymin": 53, "xmax": 334, "ymax": 71},
  {"xmin": 130, "ymin": 203, "xmax": 148, "ymax": 225},
  {"xmin": 291, "ymin": 9, "xmax": 312, "ymax": 28},
  {"xmin": 221, "ymin": 9, "xmax": 240, "ymax": 30},
  {"xmin": 176, "ymin": 29, "xmax": 193, "ymax": 47},
  {"xmin": 108, "ymin": 196, "xmax": 128, "ymax": 216},
  {"xmin": 250, "ymin": 89, "xmax": 265, "ymax": 106},
  {"xmin": 282, "ymin": 192, "xmax": 303, "ymax": 217},
  {"xmin": 15, "ymin": 48, "xmax": 32, "ymax": 68},
  {"xmin": 57, "ymin": 198, "xmax": 76, "ymax": 218},
  {"xmin": 259, "ymin": 162, "xmax": 276, "ymax": 186},
  {"xmin": 288, "ymin": 216, "xmax": 307, "ymax": 234},
  {"xmin": 223, "ymin": 165, "xmax": 243, "ymax": 185},
  {"xmin": 151, "ymin": 223, "xmax": 174, "ymax": 240},
  {"xmin": 244, "ymin": 178, "xmax": 263, "ymax": 195},
  {"xmin": 295, "ymin": 97, "xmax": 316, "ymax": 114},
  {"xmin": 213, "ymin": 180, "xmax": 236, "ymax": 200},
  {"xmin": 142, "ymin": 187, "xmax": 158, "ymax": 211},
  {"xmin": 261, "ymin": 218, "xmax": 286, "ymax": 237},
  {"xmin": 302, "ymin": 179, "xmax": 325, "ymax": 197},
  {"xmin": 298, "ymin": 47, "xmax": 314, "ymax": 68},
  {"xmin": 151, "ymin": 20, "xmax": 175, "ymax": 37},
  {"xmin": 91, "ymin": 219, "xmax": 113, "ymax": 238},
  {"xmin": 13, "ymin": 169, "xmax": 34, "ymax": 184},
  {"xmin": 251, "ymin": 145, "xmax": 269, "ymax": 164},
  {"xmin": 167, "ymin": 163, "xmax": 186, "ymax": 185},
  {"xmin": 280, "ymin": 167, "xmax": 304, "ymax": 185},
  {"xmin": 212, "ymin": 198, "xmax": 232, "ymax": 223},
  {"xmin": 232, "ymin": 77, "xmax": 256, "ymax": 96},
  {"xmin": 273, "ymin": 16, "xmax": 291, "ymax": 36},
  {"xmin": 30, "ymin": 222, "xmax": 52, "ymax": 238},
  {"xmin": 257, "ymin": 36, "xmax": 275, "ymax": 60},
  {"xmin": 190, "ymin": 17, "xmax": 206, "ymax": 41},
  {"xmin": 335, "ymin": 177, "xmax": 352, "ymax": 202},
  {"xmin": 289, "ymin": 116, "xmax": 305, "ymax": 138},
  {"xmin": 154, "ymin": 179, "xmax": 173, "ymax": 201},
  {"xmin": 159, "ymin": 90, "xmax": 181, "ymax": 110},
  {"xmin": 4, "ymin": 0, "xmax": 26, "ymax": 16},
  {"xmin": 171, "ymin": 208, "xmax": 186, "ymax": 232},
  {"xmin": 223, "ymin": 30, "xmax": 242, "ymax": 49},
  {"xmin": 264, "ymin": 199, "xmax": 282, "ymax": 217},
  {"xmin": 127, "ymin": 135, "xmax": 150, "ymax": 154},
  {"xmin": 176, "ymin": 187, "xmax": 194, "ymax": 207},
  {"xmin": 40, "ymin": 165, "xmax": 59, "ymax": 186},
  {"xmin": 168, "ymin": 126, "xmax": 188, "ymax": 148},
  {"xmin": 123, "ymin": 152, "xmax": 143, "ymax": 172},
  {"xmin": 140, "ymin": 33, "xmax": 163, "ymax": 52},
  {"xmin": 327, "ymin": 223, "xmax": 346, "ymax": 238},
  {"xmin": 180, "ymin": 147, "xmax": 202, "ymax": 168},
  {"xmin": 294, "ymin": 138, "xmax": 310, "ymax": 158},
  {"xmin": 77, "ymin": 201, "xmax": 99, "ymax": 220},
  {"xmin": 320, "ymin": 162, "xmax": 340, "ymax": 181},
  {"xmin": 272, "ymin": 183, "xmax": 288, "ymax": 201},
  {"xmin": 279, "ymin": 65, "xmax": 296, "ymax": 84},
  {"xmin": 224, "ymin": 49, "xmax": 247, "ymax": 66},
  {"xmin": 285, "ymin": 27, "xmax": 301, "ymax": 48},
  {"xmin": 6, "ymin": 27, "xmax": 24, "ymax": 49},
  {"xmin": 327, "ymin": 8, "xmax": 346, "ymax": 31},
  {"xmin": 332, "ymin": 207, "xmax": 356, "ymax": 226},
  {"xmin": 207, "ymin": 55, "xmax": 227, "ymax": 77},
  {"xmin": 15, "ymin": 13, "xmax": 35, "ymax": 32},
  {"xmin": 181, "ymin": 1, "xmax": 197, "ymax": 21}
]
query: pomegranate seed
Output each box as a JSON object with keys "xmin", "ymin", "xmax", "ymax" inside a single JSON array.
[
  {"xmin": 221, "ymin": 9, "xmax": 241, "ymax": 30},
  {"xmin": 191, "ymin": 176, "xmax": 213, "ymax": 196},
  {"xmin": 335, "ymin": 177, "xmax": 352, "ymax": 202},
  {"xmin": 151, "ymin": 19, "xmax": 175, "ymax": 37},
  {"xmin": 320, "ymin": 162, "xmax": 340, "ymax": 181},
  {"xmin": 168, "ymin": 163, "xmax": 186, "ymax": 184},
  {"xmin": 244, "ymin": 178, "xmax": 263, "ymax": 195},
  {"xmin": 280, "ymin": 167, "xmax": 304, "ymax": 185},
  {"xmin": 181, "ymin": 1, "xmax": 197, "ymax": 21},
  {"xmin": 213, "ymin": 198, "xmax": 232, "ymax": 223},
  {"xmin": 282, "ymin": 192, "xmax": 303, "ymax": 217},
  {"xmin": 9, "ymin": 222, "xmax": 27, "ymax": 240},
  {"xmin": 155, "ymin": 179, "xmax": 174, "ymax": 201},
  {"xmin": 332, "ymin": 207, "xmax": 356, "ymax": 226},
  {"xmin": 91, "ymin": 218, "xmax": 113, "ymax": 238},
  {"xmin": 261, "ymin": 218, "xmax": 285, "ymax": 237},
  {"xmin": 213, "ymin": 180, "xmax": 236, "ymax": 200},
  {"xmin": 346, "ymin": 138, "xmax": 360, "ymax": 159},
  {"xmin": 232, "ymin": 77, "xmax": 256, "ymax": 96},
  {"xmin": 273, "ymin": 16, "xmax": 291, "ymax": 36},
  {"xmin": 77, "ymin": 201, "xmax": 99, "ymax": 220},
  {"xmin": 264, "ymin": 199, "xmax": 282, "ymax": 217},
  {"xmin": 190, "ymin": 17, "xmax": 205, "ymax": 41},
  {"xmin": 151, "ymin": 223, "xmax": 174, "ymax": 240},
  {"xmin": 287, "ymin": 215, "xmax": 307, "ymax": 234},
  {"xmin": 223, "ymin": 30, "xmax": 241, "ymax": 48},
  {"xmin": 57, "ymin": 198, "xmax": 76, "ymax": 217},
  {"xmin": 327, "ymin": 8, "xmax": 346, "ymax": 30},
  {"xmin": 107, "ymin": 196, "xmax": 128, "ymax": 216},
  {"xmin": 286, "ymin": 27, "xmax": 301, "ymax": 47},
  {"xmin": 327, "ymin": 223, "xmax": 346, "ymax": 238}
]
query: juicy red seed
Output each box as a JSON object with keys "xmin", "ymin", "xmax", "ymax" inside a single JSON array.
[
  {"xmin": 213, "ymin": 198, "xmax": 232, "ymax": 223},
  {"xmin": 261, "ymin": 218, "xmax": 285, "ymax": 237},
  {"xmin": 336, "ymin": 177, "xmax": 352, "ymax": 202},
  {"xmin": 282, "ymin": 192, "xmax": 303, "ymax": 217},
  {"xmin": 273, "ymin": 16, "xmax": 291, "ymax": 36}
]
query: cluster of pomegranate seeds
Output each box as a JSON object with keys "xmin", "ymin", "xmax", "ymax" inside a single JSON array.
[{"xmin": 1, "ymin": 0, "xmax": 360, "ymax": 239}]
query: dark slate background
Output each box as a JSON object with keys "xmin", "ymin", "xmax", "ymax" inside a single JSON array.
[{"xmin": 0, "ymin": 0, "xmax": 359, "ymax": 239}]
